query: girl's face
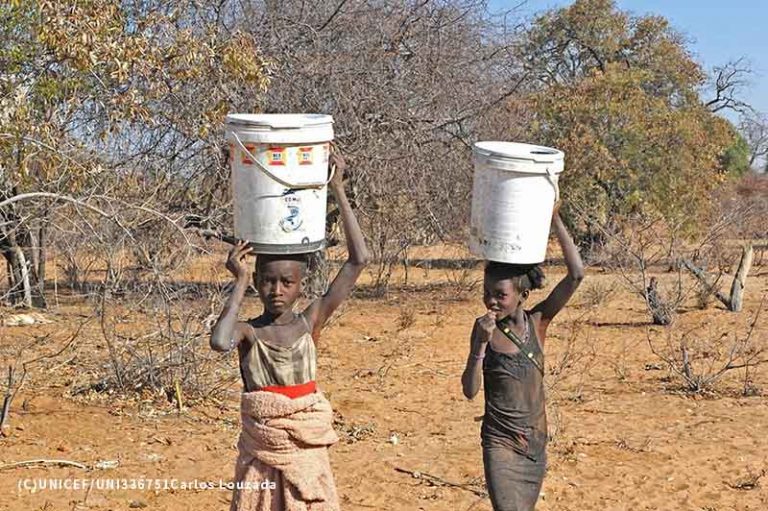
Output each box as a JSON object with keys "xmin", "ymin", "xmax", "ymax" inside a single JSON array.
[
  {"xmin": 255, "ymin": 260, "xmax": 304, "ymax": 315},
  {"xmin": 483, "ymin": 275, "xmax": 526, "ymax": 316}
]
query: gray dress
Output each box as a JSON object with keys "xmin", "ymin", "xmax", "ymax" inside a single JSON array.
[{"xmin": 481, "ymin": 312, "xmax": 547, "ymax": 511}]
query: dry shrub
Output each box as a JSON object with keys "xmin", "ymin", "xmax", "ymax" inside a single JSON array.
[
  {"xmin": 581, "ymin": 278, "xmax": 617, "ymax": 307},
  {"xmin": 694, "ymin": 276, "xmax": 722, "ymax": 310},
  {"xmin": 396, "ymin": 308, "xmax": 416, "ymax": 331},
  {"xmin": 546, "ymin": 314, "xmax": 598, "ymax": 440},
  {"xmin": 67, "ymin": 229, "xmax": 235, "ymax": 407},
  {"xmin": 648, "ymin": 299, "xmax": 767, "ymax": 395},
  {"xmin": 443, "ymin": 263, "xmax": 482, "ymax": 302}
]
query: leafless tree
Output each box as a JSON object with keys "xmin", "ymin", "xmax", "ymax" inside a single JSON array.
[
  {"xmin": 706, "ymin": 58, "xmax": 754, "ymax": 115},
  {"xmin": 740, "ymin": 111, "xmax": 768, "ymax": 168},
  {"xmin": 237, "ymin": 0, "xmax": 527, "ymax": 292}
]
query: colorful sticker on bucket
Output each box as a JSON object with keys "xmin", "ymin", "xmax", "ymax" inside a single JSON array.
[
  {"xmin": 267, "ymin": 147, "xmax": 286, "ymax": 166},
  {"xmin": 241, "ymin": 143, "xmax": 257, "ymax": 165},
  {"xmin": 298, "ymin": 147, "xmax": 313, "ymax": 165}
]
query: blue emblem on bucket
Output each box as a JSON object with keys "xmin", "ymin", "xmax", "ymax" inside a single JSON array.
[{"xmin": 280, "ymin": 206, "xmax": 303, "ymax": 232}]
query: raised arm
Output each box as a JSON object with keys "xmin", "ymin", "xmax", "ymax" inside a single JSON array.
[
  {"xmin": 304, "ymin": 151, "xmax": 370, "ymax": 339},
  {"xmin": 531, "ymin": 202, "xmax": 584, "ymax": 332},
  {"xmin": 210, "ymin": 242, "xmax": 253, "ymax": 352},
  {"xmin": 461, "ymin": 311, "xmax": 495, "ymax": 399}
]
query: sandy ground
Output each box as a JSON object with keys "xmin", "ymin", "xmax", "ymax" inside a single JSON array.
[{"xmin": 1, "ymin": 249, "xmax": 767, "ymax": 511}]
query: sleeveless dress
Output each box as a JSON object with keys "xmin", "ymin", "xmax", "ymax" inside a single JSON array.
[
  {"xmin": 230, "ymin": 314, "xmax": 340, "ymax": 510},
  {"xmin": 238, "ymin": 313, "xmax": 317, "ymax": 397},
  {"xmin": 481, "ymin": 312, "xmax": 547, "ymax": 511}
]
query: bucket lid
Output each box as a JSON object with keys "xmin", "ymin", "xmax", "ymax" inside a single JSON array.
[
  {"xmin": 473, "ymin": 141, "xmax": 563, "ymax": 164},
  {"xmin": 225, "ymin": 113, "xmax": 333, "ymax": 129}
]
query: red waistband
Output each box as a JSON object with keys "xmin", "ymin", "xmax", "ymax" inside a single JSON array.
[{"xmin": 259, "ymin": 380, "xmax": 317, "ymax": 399}]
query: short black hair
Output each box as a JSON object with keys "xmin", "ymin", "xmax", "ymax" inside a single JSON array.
[
  {"xmin": 255, "ymin": 253, "xmax": 309, "ymax": 274},
  {"xmin": 484, "ymin": 261, "xmax": 546, "ymax": 292}
]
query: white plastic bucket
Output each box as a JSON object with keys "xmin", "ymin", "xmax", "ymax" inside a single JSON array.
[
  {"xmin": 469, "ymin": 141, "xmax": 564, "ymax": 264},
  {"xmin": 224, "ymin": 114, "xmax": 334, "ymax": 254}
]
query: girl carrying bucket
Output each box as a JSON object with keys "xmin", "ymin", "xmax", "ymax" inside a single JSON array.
[
  {"xmin": 461, "ymin": 202, "xmax": 584, "ymax": 511},
  {"xmin": 211, "ymin": 151, "xmax": 368, "ymax": 511}
]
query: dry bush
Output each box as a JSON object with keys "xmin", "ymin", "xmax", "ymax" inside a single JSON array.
[
  {"xmin": 679, "ymin": 189, "xmax": 764, "ymax": 312},
  {"xmin": 1, "ymin": 319, "xmax": 87, "ymax": 431},
  {"xmin": 589, "ymin": 211, "xmax": 694, "ymax": 325},
  {"xmin": 303, "ymin": 250, "xmax": 330, "ymax": 300},
  {"xmin": 648, "ymin": 298, "xmax": 767, "ymax": 395},
  {"xmin": 547, "ymin": 314, "xmax": 598, "ymax": 400},
  {"xmin": 43, "ymin": 208, "xmax": 230, "ymax": 405},
  {"xmin": 581, "ymin": 278, "xmax": 617, "ymax": 307},
  {"xmin": 608, "ymin": 335, "xmax": 648, "ymax": 383},
  {"xmin": 248, "ymin": 0, "xmax": 527, "ymax": 294},
  {"xmin": 546, "ymin": 314, "xmax": 598, "ymax": 440},
  {"xmin": 580, "ymin": 187, "xmax": 765, "ymax": 324},
  {"xmin": 76, "ymin": 281, "xmax": 233, "ymax": 406},
  {"xmin": 693, "ymin": 276, "xmax": 722, "ymax": 310},
  {"xmin": 396, "ymin": 308, "xmax": 416, "ymax": 331},
  {"xmin": 443, "ymin": 265, "xmax": 482, "ymax": 301}
]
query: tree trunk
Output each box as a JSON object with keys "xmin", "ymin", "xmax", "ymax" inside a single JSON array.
[
  {"xmin": 6, "ymin": 260, "xmax": 12, "ymax": 290},
  {"xmin": 682, "ymin": 259, "xmax": 731, "ymax": 309},
  {"xmin": 0, "ymin": 366, "xmax": 15, "ymax": 432},
  {"xmin": 728, "ymin": 243, "xmax": 753, "ymax": 312},
  {"xmin": 27, "ymin": 220, "xmax": 47, "ymax": 308},
  {"xmin": 646, "ymin": 277, "xmax": 673, "ymax": 325},
  {"xmin": 29, "ymin": 223, "xmax": 40, "ymax": 283},
  {"xmin": 1, "ymin": 214, "xmax": 47, "ymax": 308},
  {"xmin": 13, "ymin": 246, "xmax": 32, "ymax": 308},
  {"xmin": 1, "ymin": 237, "xmax": 33, "ymax": 308},
  {"xmin": 35, "ymin": 222, "xmax": 48, "ymax": 306},
  {"xmin": 0, "ymin": 188, "xmax": 34, "ymax": 307}
]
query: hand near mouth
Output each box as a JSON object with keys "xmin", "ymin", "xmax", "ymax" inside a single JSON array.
[{"xmin": 475, "ymin": 310, "xmax": 498, "ymax": 344}]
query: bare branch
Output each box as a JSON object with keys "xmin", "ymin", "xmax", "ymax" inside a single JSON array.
[{"xmin": 706, "ymin": 58, "xmax": 754, "ymax": 115}]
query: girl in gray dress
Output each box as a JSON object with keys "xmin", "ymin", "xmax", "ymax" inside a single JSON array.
[{"xmin": 462, "ymin": 202, "xmax": 584, "ymax": 511}]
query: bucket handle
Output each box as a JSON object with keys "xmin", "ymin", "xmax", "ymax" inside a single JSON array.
[
  {"xmin": 231, "ymin": 132, "xmax": 335, "ymax": 190},
  {"xmin": 545, "ymin": 167, "xmax": 560, "ymax": 202}
]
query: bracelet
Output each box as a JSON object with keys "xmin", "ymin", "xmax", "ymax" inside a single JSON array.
[
  {"xmin": 228, "ymin": 338, "xmax": 237, "ymax": 351},
  {"xmin": 472, "ymin": 353, "xmax": 485, "ymax": 360}
]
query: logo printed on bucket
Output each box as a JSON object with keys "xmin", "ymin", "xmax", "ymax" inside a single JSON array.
[
  {"xmin": 298, "ymin": 147, "xmax": 313, "ymax": 165},
  {"xmin": 241, "ymin": 143, "xmax": 257, "ymax": 165},
  {"xmin": 267, "ymin": 147, "xmax": 286, "ymax": 166},
  {"xmin": 280, "ymin": 206, "xmax": 303, "ymax": 232},
  {"xmin": 282, "ymin": 190, "xmax": 301, "ymax": 205}
]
